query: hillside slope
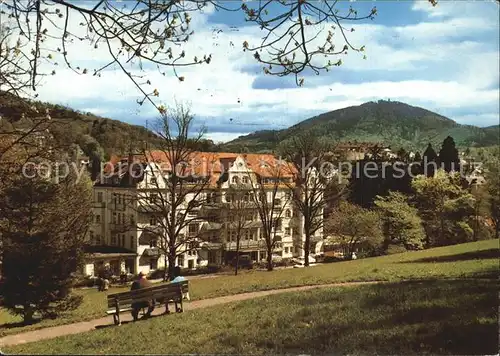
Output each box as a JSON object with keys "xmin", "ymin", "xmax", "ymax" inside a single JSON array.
[
  {"xmin": 223, "ymin": 100, "xmax": 499, "ymax": 153},
  {"xmin": 0, "ymin": 92, "xmax": 226, "ymax": 159}
]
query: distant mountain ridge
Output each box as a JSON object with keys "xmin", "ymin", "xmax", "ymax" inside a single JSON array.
[{"xmin": 222, "ymin": 100, "xmax": 499, "ymax": 153}]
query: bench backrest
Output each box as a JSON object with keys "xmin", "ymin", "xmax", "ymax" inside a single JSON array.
[{"xmin": 107, "ymin": 281, "xmax": 189, "ymax": 310}]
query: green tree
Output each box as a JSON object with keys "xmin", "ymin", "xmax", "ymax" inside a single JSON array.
[
  {"xmin": 325, "ymin": 201, "xmax": 384, "ymax": 257},
  {"xmin": 422, "ymin": 143, "xmax": 438, "ymax": 177},
  {"xmin": 485, "ymin": 164, "xmax": 500, "ymax": 239},
  {"xmin": 438, "ymin": 136, "xmax": 460, "ymax": 173},
  {"xmin": 374, "ymin": 191, "xmax": 425, "ymax": 251},
  {"xmin": 0, "ymin": 164, "xmax": 92, "ymax": 323},
  {"xmin": 412, "ymin": 170, "xmax": 475, "ymax": 246}
]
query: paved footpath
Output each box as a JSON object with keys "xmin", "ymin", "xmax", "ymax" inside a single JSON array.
[{"xmin": 0, "ymin": 281, "xmax": 382, "ymax": 348}]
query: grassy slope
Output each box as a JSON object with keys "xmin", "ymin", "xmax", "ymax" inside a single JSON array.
[
  {"xmin": 6, "ymin": 278, "xmax": 498, "ymax": 355},
  {"xmin": 1, "ymin": 239, "xmax": 498, "ymax": 338}
]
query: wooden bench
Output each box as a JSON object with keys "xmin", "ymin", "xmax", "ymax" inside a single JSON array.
[{"xmin": 106, "ymin": 281, "xmax": 189, "ymax": 325}]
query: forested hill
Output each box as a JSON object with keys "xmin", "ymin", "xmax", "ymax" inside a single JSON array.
[
  {"xmin": 0, "ymin": 91, "xmax": 220, "ymax": 160},
  {"xmin": 222, "ymin": 100, "xmax": 499, "ymax": 153}
]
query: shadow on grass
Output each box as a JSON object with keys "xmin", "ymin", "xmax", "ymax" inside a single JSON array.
[
  {"xmin": 401, "ymin": 248, "xmax": 499, "ymax": 263},
  {"xmin": 94, "ymin": 312, "xmax": 170, "ymax": 330},
  {"xmin": 245, "ymin": 278, "xmax": 499, "ymax": 355},
  {"xmin": 0, "ymin": 318, "xmax": 43, "ymax": 332}
]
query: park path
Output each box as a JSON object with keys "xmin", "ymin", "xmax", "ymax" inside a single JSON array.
[{"xmin": 0, "ymin": 280, "xmax": 381, "ymax": 348}]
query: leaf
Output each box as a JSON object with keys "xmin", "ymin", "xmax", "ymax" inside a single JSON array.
[{"xmin": 178, "ymin": 76, "xmax": 185, "ymax": 82}]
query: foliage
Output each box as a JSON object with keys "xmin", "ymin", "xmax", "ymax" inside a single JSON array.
[
  {"xmin": 223, "ymin": 100, "xmax": 499, "ymax": 153},
  {"xmin": 0, "ymin": 162, "xmax": 92, "ymax": 323},
  {"xmin": 374, "ymin": 191, "xmax": 425, "ymax": 251},
  {"xmin": 412, "ymin": 170, "xmax": 476, "ymax": 247},
  {"xmin": 325, "ymin": 201, "xmax": 384, "ymax": 256},
  {"xmin": 438, "ymin": 136, "xmax": 460, "ymax": 173},
  {"xmin": 485, "ymin": 163, "xmax": 500, "ymax": 238}
]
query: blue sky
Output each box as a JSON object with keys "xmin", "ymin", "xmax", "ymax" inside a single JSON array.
[{"xmin": 30, "ymin": 0, "xmax": 499, "ymax": 142}]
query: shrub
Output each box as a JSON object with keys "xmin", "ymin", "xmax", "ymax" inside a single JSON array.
[
  {"xmin": 385, "ymin": 244, "xmax": 408, "ymax": 255},
  {"xmin": 323, "ymin": 256, "xmax": 343, "ymax": 264},
  {"xmin": 206, "ymin": 263, "xmax": 221, "ymax": 273}
]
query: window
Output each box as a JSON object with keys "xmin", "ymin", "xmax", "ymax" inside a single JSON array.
[
  {"xmin": 149, "ymin": 240, "xmax": 157, "ymax": 248},
  {"xmin": 208, "ymin": 251, "xmax": 217, "ymax": 264},
  {"xmin": 130, "ymin": 215, "xmax": 135, "ymax": 225},
  {"xmin": 95, "ymin": 215, "xmax": 101, "ymax": 224},
  {"xmin": 188, "ymin": 223, "xmax": 199, "ymax": 235},
  {"xmin": 245, "ymin": 213, "xmax": 253, "ymax": 221},
  {"xmin": 150, "ymin": 259, "xmax": 158, "ymax": 270},
  {"xmin": 285, "ymin": 209, "xmax": 291, "ymax": 218},
  {"xmin": 130, "ymin": 237, "xmax": 135, "ymax": 249},
  {"xmin": 285, "ymin": 192, "xmax": 291, "ymax": 200},
  {"xmin": 97, "ymin": 192, "xmax": 103, "ymax": 203},
  {"xmin": 150, "ymin": 193, "xmax": 158, "ymax": 204},
  {"xmin": 150, "ymin": 216, "xmax": 157, "ymax": 226},
  {"xmin": 112, "ymin": 212, "xmax": 117, "ymax": 224},
  {"xmin": 121, "ymin": 235, "xmax": 125, "ymax": 247},
  {"xmin": 275, "ymin": 198, "xmax": 282, "ymax": 206},
  {"xmin": 285, "ymin": 227, "xmax": 291, "ymax": 236},
  {"xmin": 225, "ymin": 194, "xmax": 232, "ymax": 203},
  {"xmin": 150, "ymin": 177, "xmax": 157, "ymax": 186},
  {"xmin": 117, "ymin": 213, "xmax": 122, "ymax": 224},
  {"xmin": 178, "ymin": 254, "xmax": 184, "ymax": 267},
  {"xmin": 96, "ymin": 234, "xmax": 102, "ymax": 245},
  {"xmin": 285, "ymin": 247, "xmax": 289, "ymax": 254},
  {"xmin": 117, "ymin": 194, "xmax": 122, "ymax": 204},
  {"xmin": 89, "ymin": 230, "xmax": 94, "ymax": 241},
  {"xmin": 111, "ymin": 234, "xmax": 117, "ymax": 245},
  {"xmin": 242, "ymin": 176, "xmax": 249, "ymax": 184},
  {"xmin": 232, "ymin": 176, "xmax": 238, "ymax": 184}
]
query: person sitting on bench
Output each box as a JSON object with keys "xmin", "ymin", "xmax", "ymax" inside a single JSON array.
[
  {"xmin": 130, "ymin": 271, "xmax": 154, "ymax": 321},
  {"xmin": 165, "ymin": 266, "xmax": 188, "ymax": 313}
]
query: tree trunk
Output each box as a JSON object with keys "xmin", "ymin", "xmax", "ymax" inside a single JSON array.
[
  {"xmin": 167, "ymin": 249, "xmax": 176, "ymax": 281},
  {"xmin": 163, "ymin": 253, "xmax": 168, "ymax": 281},
  {"xmin": 23, "ymin": 304, "xmax": 35, "ymax": 324},
  {"xmin": 235, "ymin": 237, "xmax": 240, "ymax": 276},
  {"xmin": 266, "ymin": 240, "xmax": 273, "ymax": 271},
  {"xmin": 304, "ymin": 231, "xmax": 311, "ymax": 267}
]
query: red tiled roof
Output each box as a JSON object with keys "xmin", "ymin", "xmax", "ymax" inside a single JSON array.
[{"xmin": 115, "ymin": 151, "xmax": 295, "ymax": 179}]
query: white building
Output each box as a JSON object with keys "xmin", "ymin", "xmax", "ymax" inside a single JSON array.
[{"xmin": 82, "ymin": 151, "xmax": 323, "ymax": 277}]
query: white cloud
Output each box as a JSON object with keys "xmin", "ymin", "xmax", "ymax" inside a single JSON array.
[{"xmin": 23, "ymin": 0, "xmax": 499, "ymax": 137}]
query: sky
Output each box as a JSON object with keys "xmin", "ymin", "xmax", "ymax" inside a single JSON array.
[{"xmin": 9, "ymin": 0, "xmax": 500, "ymax": 143}]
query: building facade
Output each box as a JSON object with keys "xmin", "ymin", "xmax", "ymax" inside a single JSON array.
[{"xmin": 83, "ymin": 152, "xmax": 323, "ymax": 277}]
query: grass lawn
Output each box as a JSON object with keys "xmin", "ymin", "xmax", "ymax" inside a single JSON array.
[
  {"xmin": 5, "ymin": 278, "xmax": 498, "ymax": 355},
  {"xmin": 1, "ymin": 239, "xmax": 498, "ymax": 338}
]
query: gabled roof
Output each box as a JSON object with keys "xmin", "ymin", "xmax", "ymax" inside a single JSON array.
[{"xmin": 96, "ymin": 151, "xmax": 296, "ymax": 187}]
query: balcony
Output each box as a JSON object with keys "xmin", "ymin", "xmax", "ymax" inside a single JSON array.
[
  {"xmin": 199, "ymin": 241, "xmax": 223, "ymax": 250},
  {"xmin": 225, "ymin": 239, "xmax": 266, "ymax": 251}
]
